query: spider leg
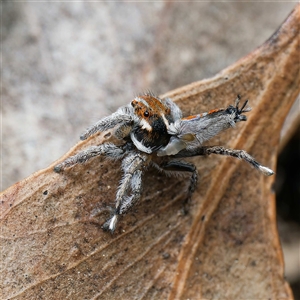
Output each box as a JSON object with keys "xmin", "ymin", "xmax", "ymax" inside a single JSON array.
[
  {"xmin": 157, "ymin": 160, "xmax": 198, "ymax": 203},
  {"xmin": 54, "ymin": 143, "xmax": 124, "ymax": 173},
  {"xmin": 173, "ymin": 146, "xmax": 274, "ymax": 176},
  {"xmin": 80, "ymin": 108, "xmax": 135, "ymax": 140},
  {"xmin": 102, "ymin": 152, "xmax": 147, "ymax": 232}
]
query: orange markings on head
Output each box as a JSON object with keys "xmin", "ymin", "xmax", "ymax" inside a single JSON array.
[
  {"xmin": 141, "ymin": 95, "xmax": 170, "ymax": 114},
  {"xmin": 132, "ymin": 95, "xmax": 170, "ymax": 119},
  {"xmin": 131, "ymin": 99, "xmax": 138, "ymax": 107}
]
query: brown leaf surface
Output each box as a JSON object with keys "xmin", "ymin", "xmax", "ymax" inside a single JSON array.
[{"xmin": 1, "ymin": 5, "xmax": 299, "ymax": 300}]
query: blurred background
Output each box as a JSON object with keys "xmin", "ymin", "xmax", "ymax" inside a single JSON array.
[{"xmin": 2, "ymin": 2, "xmax": 299, "ymax": 297}]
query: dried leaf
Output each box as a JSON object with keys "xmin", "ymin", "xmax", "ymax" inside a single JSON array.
[{"xmin": 1, "ymin": 5, "xmax": 299, "ymax": 300}]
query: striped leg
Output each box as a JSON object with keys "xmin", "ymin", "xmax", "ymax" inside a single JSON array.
[{"xmin": 54, "ymin": 143, "xmax": 124, "ymax": 173}]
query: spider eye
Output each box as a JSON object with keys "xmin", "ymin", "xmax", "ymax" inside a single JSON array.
[{"xmin": 144, "ymin": 111, "xmax": 149, "ymax": 117}]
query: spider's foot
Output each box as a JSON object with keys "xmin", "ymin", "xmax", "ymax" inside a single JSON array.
[
  {"xmin": 181, "ymin": 203, "xmax": 189, "ymax": 216},
  {"xmin": 102, "ymin": 214, "xmax": 119, "ymax": 233},
  {"xmin": 181, "ymin": 195, "xmax": 192, "ymax": 216},
  {"xmin": 53, "ymin": 164, "xmax": 63, "ymax": 173},
  {"xmin": 80, "ymin": 133, "xmax": 88, "ymax": 141},
  {"xmin": 258, "ymin": 165, "xmax": 274, "ymax": 176}
]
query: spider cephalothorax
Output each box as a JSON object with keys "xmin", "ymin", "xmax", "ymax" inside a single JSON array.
[
  {"xmin": 54, "ymin": 92, "xmax": 273, "ymax": 232},
  {"xmin": 129, "ymin": 94, "xmax": 180, "ymax": 153}
]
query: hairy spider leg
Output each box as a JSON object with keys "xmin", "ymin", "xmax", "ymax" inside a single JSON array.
[
  {"xmin": 80, "ymin": 109, "xmax": 135, "ymax": 140},
  {"xmin": 159, "ymin": 160, "xmax": 198, "ymax": 202},
  {"xmin": 173, "ymin": 146, "xmax": 274, "ymax": 176},
  {"xmin": 102, "ymin": 152, "xmax": 147, "ymax": 232},
  {"xmin": 53, "ymin": 143, "xmax": 125, "ymax": 173}
]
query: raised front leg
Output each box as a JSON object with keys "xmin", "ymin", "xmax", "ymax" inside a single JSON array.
[{"xmin": 157, "ymin": 96, "xmax": 251, "ymax": 157}]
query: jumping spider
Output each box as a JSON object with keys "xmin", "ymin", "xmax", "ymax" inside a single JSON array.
[{"xmin": 54, "ymin": 92, "xmax": 274, "ymax": 232}]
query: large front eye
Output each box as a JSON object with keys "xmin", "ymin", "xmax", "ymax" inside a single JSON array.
[{"xmin": 143, "ymin": 111, "xmax": 149, "ymax": 117}]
